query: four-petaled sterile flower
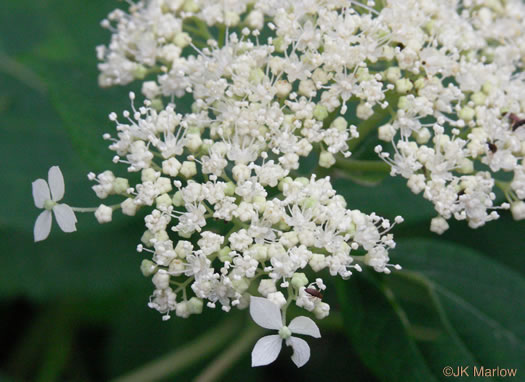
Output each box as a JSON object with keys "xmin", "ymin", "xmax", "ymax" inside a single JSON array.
[
  {"xmin": 32, "ymin": 166, "xmax": 77, "ymax": 242},
  {"xmin": 250, "ymin": 296, "xmax": 321, "ymax": 368}
]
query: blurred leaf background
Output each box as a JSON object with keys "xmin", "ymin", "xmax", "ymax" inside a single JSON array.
[{"xmin": 1, "ymin": 0, "xmax": 524, "ymax": 381}]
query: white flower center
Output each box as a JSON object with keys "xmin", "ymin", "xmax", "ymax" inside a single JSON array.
[
  {"xmin": 44, "ymin": 199, "xmax": 56, "ymax": 211},
  {"xmin": 278, "ymin": 326, "xmax": 292, "ymax": 339}
]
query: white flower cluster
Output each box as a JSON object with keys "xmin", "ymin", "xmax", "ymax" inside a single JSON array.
[
  {"xmin": 30, "ymin": 0, "xmax": 525, "ymax": 368},
  {"xmin": 93, "ymin": 0, "xmax": 414, "ymax": 331},
  {"xmin": 370, "ymin": 0, "xmax": 525, "ymax": 232},
  {"xmin": 97, "ymin": 0, "xmax": 525, "ymax": 236},
  {"xmin": 99, "ymin": 95, "xmax": 402, "ymax": 320}
]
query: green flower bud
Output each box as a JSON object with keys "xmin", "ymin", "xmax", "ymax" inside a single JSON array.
[
  {"xmin": 175, "ymin": 241, "xmax": 193, "ymax": 258},
  {"xmin": 471, "ymin": 92, "xmax": 486, "ymax": 105},
  {"xmin": 291, "ymin": 273, "xmax": 309, "ymax": 289},
  {"xmin": 140, "ymin": 259, "xmax": 157, "ymax": 277},
  {"xmin": 173, "ymin": 191, "xmax": 184, "ymax": 207},
  {"xmin": 224, "ymin": 182, "xmax": 236, "ymax": 196},
  {"xmin": 133, "ymin": 65, "xmax": 148, "ymax": 80},
  {"xmin": 185, "ymin": 133, "xmax": 202, "ymax": 152},
  {"xmin": 141, "ymin": 230, "xmax": 155, "ymax": 247},
  {"xmin": 346, "ymin": 222, "xmax": 357, "ymax": 237},
  {"xmin": 278, "ymin": 177, "xmax": 293, "ymax": 192},
  {"xmin": 113, "ymin": 177, "xmax": 129, "ymax": 194},
  {"xmin": 150, "ymin": 98, "xmax": 164, "ymax": 111},
  {"xmin": 187, "ymin": 297, "xmax": 203, "ymax": 315},
  {"xmin": 457, "ymin": 158, "xmax": 474, "ymax": 174},
  {"xmin": 142, "ymin": 168, "xmax": 158, "ymax": 183},
  {"xmin": 156, "ymin": 193, "xmax": 172, "ymax": 208},
  {"xmin": 423, "ymin": 20, "xmax": 435, "ymax": 34},
  {"xmin": 277, "ymin": 220, "xmax": 290, "ymax": 231},
  {"xmin": 458, "ymin": 106, "xmax": 475, "ymax": 122},
  {"xmin": 218, "ymin": 246, "xmax": 233, "ymax": 262},
  {"xmin": 232, "ymin": 278, "xmax": 250, "ymax": 293},
  {"xmin": 273, "ymin": 36, "xmax": 285, "ymax": 52},
  {"xmin": 249, "ymin": 68, "xmax": 265, "ymax": 84},
  {"xmin": 253, "ymin": 195, "xmax": 266, "ymax": 212},
  {"xmin": 199, "ymin": 140, "xmax": 212, "ymax": 155},
  {"xmin": 319, "ymin": 151, "xmax": 336, "ymax": 168},
  {"xmin": 385, "ymin": 67, "xmax": 401, "ymax": 83},
  {"xmin": 249, "ymin": 244, "xmax": 268, "ymax": 262},
  {"xmin": 482, "ymin": 82, "xmax": 493, "ymax": 94},
  {"xmin": 312, "ymin": 68, "xmax": 329, "ymax": 84},
  {"xmin": 356, "ymin": 67, "xmax": 371, "ymax": 81},
  {"xmin": 182, "ymin": 0, "xmax": 199, "ymax": 13},
  {"xmin": 174, "ymin": 32, "xmax": 191, "ymax": 48},
  {"xmin": 268, "ymin": 243, "xmax": 286, "ymax": 258},
  {"xmin": 301, "ymin": 197, "xmax": 317, "ymax": 209},
  {"xmin": 155, "ymin": 230, "xmax": 169, "ymax": 243},
  {"xmin": 331, "ymin": 116, "xmax": 348, "ymax": 131},
  {"xmin": 398, "ymin": 96, "xmax": 409, "ymax": 110},
  {"xmin": 313, "ymin": 104, "xmax": 329, "ymax": 120},
  {"xmin": 395, "ymin": 78, "xmax": 413, "ymax": 94},
  {"xmin": 414, "ymin": 77, "xmax": 426, "ymax": 90},
  {"xmin": 280, "ymin": 231, "xmax": 299, "ymax": 248},
  {"xmin": 296, "ymin": 177, "xmax": 309, "ymax": 186},
  {"xmin": 180, "ymin": 161, "xmax": 197, "ymax": 178}
]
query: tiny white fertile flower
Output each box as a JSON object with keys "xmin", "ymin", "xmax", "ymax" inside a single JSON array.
[
  {"xmin": 430, "ymin": 216, "xmax": 449, "ymax": 235},
  {"xmin": 95, "ymin": 204, "xmax": 113, "ymax": 223},
  {"xmin": 510, "ymin": 201, "xmax": 525, "ymax": 221},
  {"xmin": 250, "ymin": 296, "xmax": 320, "ymax": 368},
  {"xmin": 32, "ymin": 166, "xmax": 77, "ymax": 242}
]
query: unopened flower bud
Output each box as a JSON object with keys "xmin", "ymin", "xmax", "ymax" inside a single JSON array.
[
  {"xmin": 291, "ymin": 273, "xmax": 309, "ymax": 289},
  {"xmin": 95, "ymin": 204, "xmax": 113, "ymax": 223},
  {"xmin": 140, "ymin": 259, "xmax": 157, "ymax": 277}
]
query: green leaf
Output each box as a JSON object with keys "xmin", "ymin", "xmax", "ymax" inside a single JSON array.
[
  {"xmin": 106, "ymin": 294, "xmax": 239, "ymax": 379},
  {"xmin": 335, "ymin": 275, "xmax": 438, "ymax": 382},
  {"xmin": 0, "ymin": 218, "xmax": 144, "ymax": 301},
  {"xmin": 337, "ymin": 238, "xmax": 525, "ymax": 381},
  {"xmin": 1, "ymin": 0, "xmax": 134, "ymax": 171},
  {"xmin": 436, "ymin": 215, "xmax": 525, "ymax": 278},
  {"xmin": 392, "ymin": 239, "xmax": 525, "ymax": 371},
  {"xmin": 31, "ymin": 59, "xmax": 131, "ymax": 170},
  {"xmin": 0, "ymin": 1, "xmax": 49, "ymax": 57},
  {"xmin": 0, "ymin": 61, "xmax": 149, "ymax": 301},
  {"xmin": 0, "ymin": 68, "xmax": 103, "ymax": 232},
  {"xmin": 333, "ymin": 175, "xmax": 435, "ymax": 224}
]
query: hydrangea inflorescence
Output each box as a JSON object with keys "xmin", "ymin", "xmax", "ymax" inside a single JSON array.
[{"xmin": 33, "ymin": 0, "xmax": 525, "ymax": 367}]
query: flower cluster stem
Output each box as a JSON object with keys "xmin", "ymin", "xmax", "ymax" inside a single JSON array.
[
  {"xmin": 335, "ymin": 158, "xmax": 390, "ymax": 173},
  {"xmin": 70, "ymin": 203, "xmax": 121, "ymax": 213},
  {"xmin": 110, "ymin": 318, "xmax": 238, "ymax": 382},
  {"xmin": 194, "ymin": 323, "xmax": 263, "ymax": 382}
]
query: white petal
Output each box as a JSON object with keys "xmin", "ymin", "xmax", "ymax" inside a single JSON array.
[
  {"xmin": 249, "ymin": 296, "xmax": 282, "ymax": 330},
  {"xmin": 34, "ymin": 210, "xmax": 52, "ymax": 242},
  {"xmin": 251, "ymin": 335, "xmax": 282, "ymax": 367},
  {"xmin": 48, "ymin": 166, "xmax": 65, "ymax": 201},
  {"xmin": 288, "ymin": 336, "xmax": 311, "ymax": 368},
  {"xmin": 53, "ymin": 204, "xmax": 77, "ymax": 233},
  {"xmin": 32, "ymin": 179, "xmax": 50, "ymax": 208},
  {"xmin": 288, "ymin": 316, "xmax": 321, "ymax": 338}
]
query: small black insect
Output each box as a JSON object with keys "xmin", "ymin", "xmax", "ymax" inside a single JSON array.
[
  {"xmin": 513, "ymin": 120, "xmax": 525, "ymax": 131},
  {"xmin": 488, "ymin": 142, "xmax": 498, "ymax": 153},
  {"xmin": 508, "ymin": 113, "xmax": 525, "ymax": 131},
  {"xmin": 305, "ymin": 288, "xmax": 323, "ymax": 299}
]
